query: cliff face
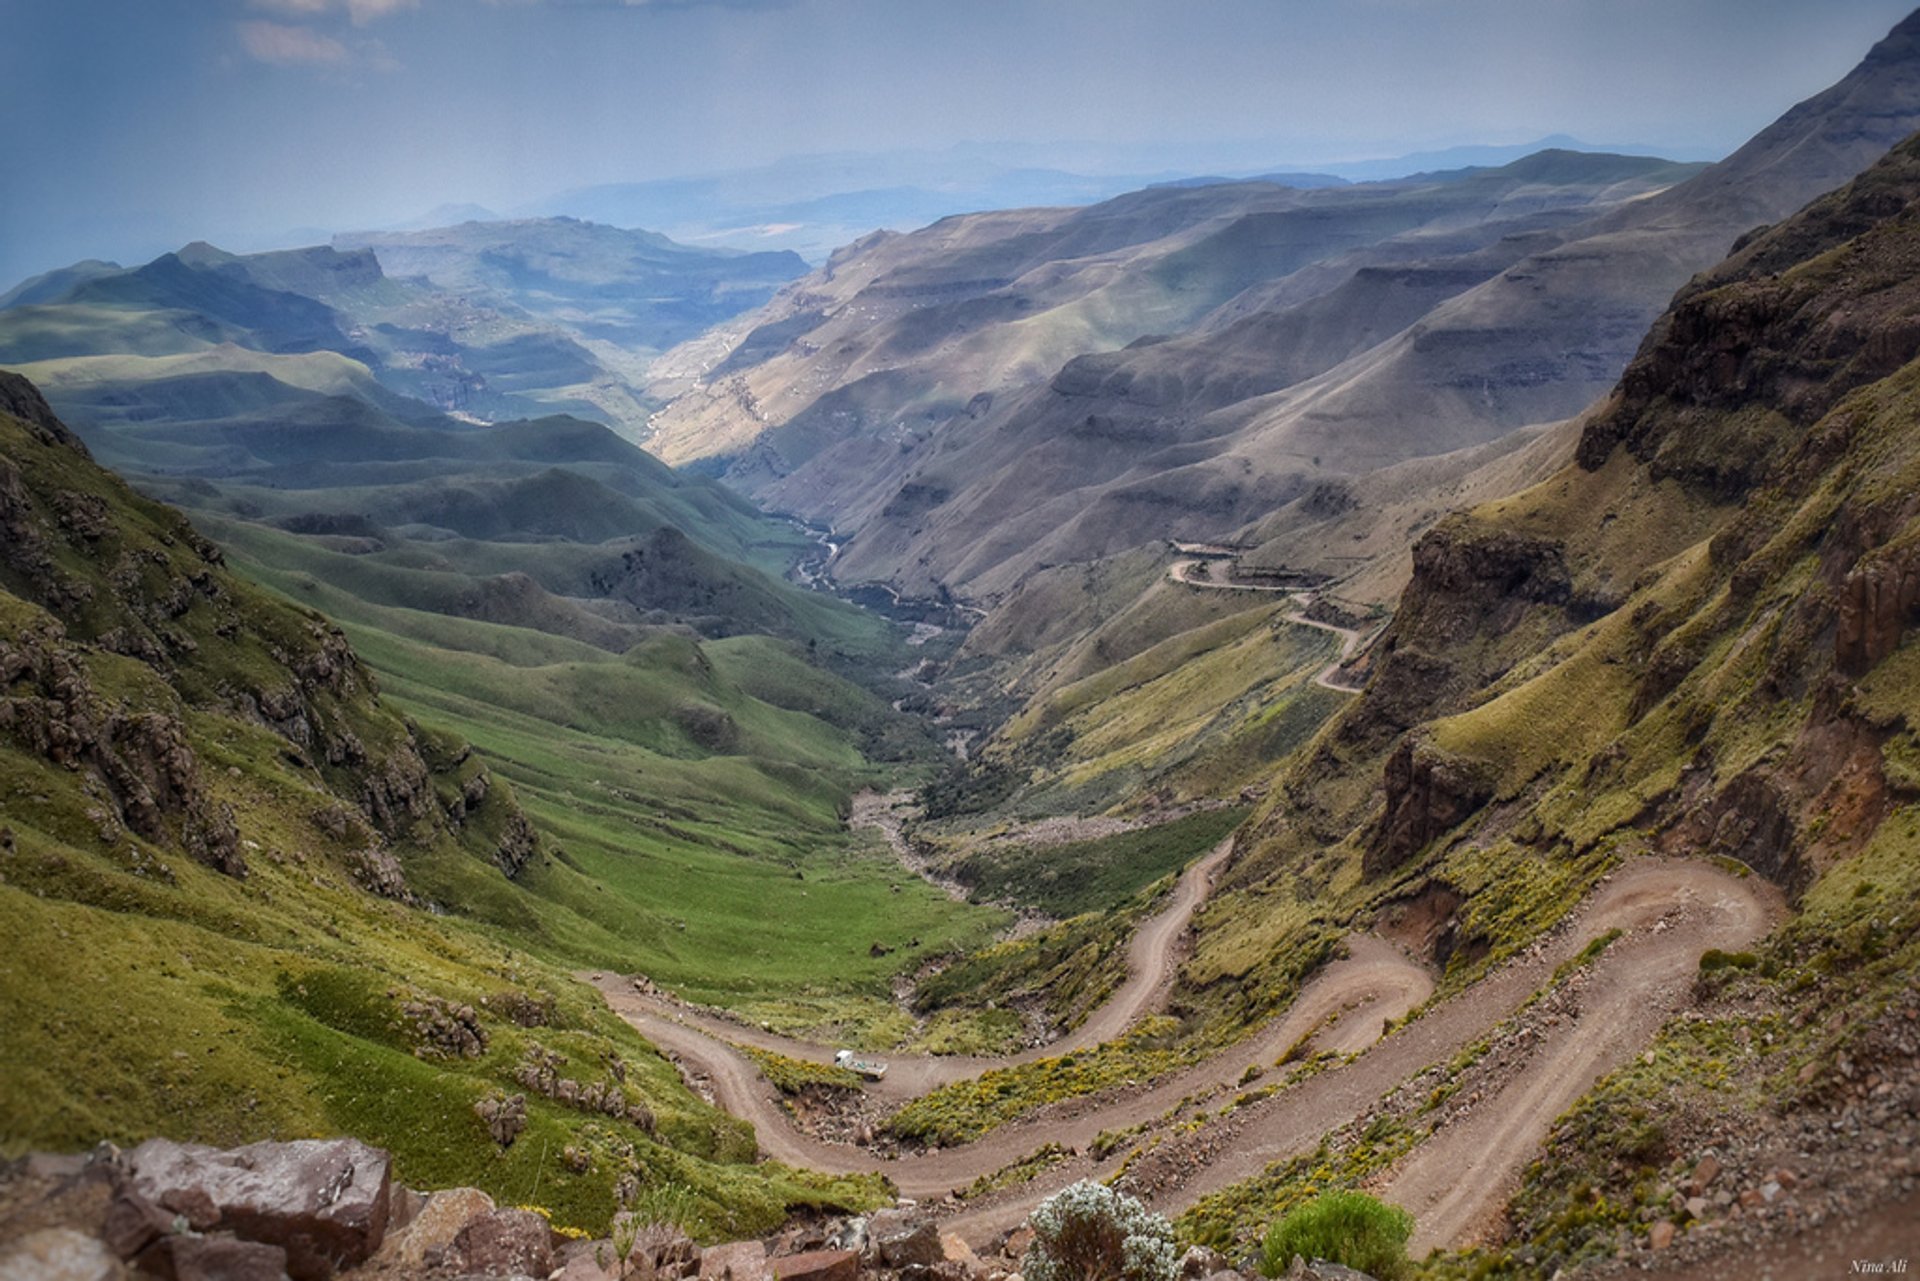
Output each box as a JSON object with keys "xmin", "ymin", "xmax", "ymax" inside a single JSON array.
[
  {"xmin": 0, "ymin": 371, "xmax": 538, "ymax": 886},
  {"xmin": 1225, "ymin": 132, "xmax": 1920, "ymax": 934}
]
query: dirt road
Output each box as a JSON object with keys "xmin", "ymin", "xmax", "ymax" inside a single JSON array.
[
  {"xmin": 593, "ymin": 859, "xmax": 1777, "ymax": 1254},
  {"xmin": 591, "ymin": 925, "xmax": 1431, "ymax": 1203},
  {"xmin": 593, "ymin": 832, "xmax": 1243, "ymax": 1099},
  {"xmin": 1166, "ymin": 559, "xmax": 1367, "ymax": 691}
]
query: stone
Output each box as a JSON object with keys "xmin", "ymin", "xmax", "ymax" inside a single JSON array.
[
  {"xmin": 1649, "ymin": 1220, "xmax": 1676, "ymax": 1250},
  {"xmin": 169, "ymin": 1235, "xmax": 292, "ymax": 1281},
  {"xmin": 474, "ymin": 1094, "xmax": 528, "ymax": 1149},
  {"xmin": 128, "ymin": 1138, "xmax": 392, "ymax": 1281},
  {"xmin": 621, "ymin": 1221, "xmax": 700, "ymax": 1280},
  {"xmin": 941, "ymin": 1232, "xmax": 980, "ymax": 1270},
  {"xmin": 0, "ymin": 1227, "xmax": 127, "ymax": 1281},
  {"xmin": 158, "ymin": 1185, "xmax": 222, "ymax": 1232},
  {"xmin": 1180, "ymin": 1246, "xmax": 1230, "ymax": 1279},
  {"xmin": 699, "ymin": 1239, "xmax": 772, "ymax": 1281},
  {"xmin": 1001, "ymin": 1226, "xmax": 1034, "ymax": 1262},
  {"xmin": 869, "ymin": 1209, "xmax": 942, "ymax": 1268},
  {"xmin": 551, "ymin": 1246, "xmax": 621, "ymax": 1281},
  {"xmin": 446, "ymin": 1207, "xmax": 553, "ymax": 1278},
  {"xmin": 100, "ymin": 1187, "xmax": 173, "ymax": 1262},
  {"xmin": 1684, "ymin": 1196, "xmax": 1708, "ymax": 1220},
  {"xmin": 386, "ymin": 1185, "xmax": 427, "ymax": 1235},
  {"xmin": 1687, "ymin": 1153, "xmax": 1722, "ymax": 1195},
  {"xmin": 770, "ymin": 1248, "xmax": 860, "ymax": 1281},
  {"xmin": 369, "ymin": 1186, "xmax": 495, "ymax": 1271},
  {"xmin": 827, "ymin": 1218, "xmax": 867, "ymax": 1256}
]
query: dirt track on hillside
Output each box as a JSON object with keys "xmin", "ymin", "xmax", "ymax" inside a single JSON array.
[
  {"xmin": 594, "ymin": 859, "xmax": 1779, "ymax": 1252},
  {"xmin": 1167, "ymin": 558, "xmax": 1367, "ymax": 691}
]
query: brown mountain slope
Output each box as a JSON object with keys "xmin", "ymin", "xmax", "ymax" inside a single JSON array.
[
  {"xmin": 1158, "ymin": 126, "xmax": 1920, "ymax": 1269},
  {"xmin": 819, "ymin": 11, "xmax": 1920, "ymax": 601},
  {"xmin": 647, "ymin": 153, "xmax": 1697, "ymax": 488}
]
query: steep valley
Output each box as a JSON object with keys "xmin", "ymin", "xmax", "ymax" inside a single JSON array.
[{"xmin": 6, "ymin": 10, "xmax": 1920, "ymax": 1281}]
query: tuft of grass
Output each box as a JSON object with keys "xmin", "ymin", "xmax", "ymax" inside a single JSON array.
[{"xmin": 1261, "ymin": 1191, "xmax": 1415, "ymax": 1280}]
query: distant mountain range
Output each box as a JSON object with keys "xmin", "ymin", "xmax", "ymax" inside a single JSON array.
[
  {"xmin": 646, "ymin": 12, "xmax": 1920, "ymax": 607},
  {"xmin": 0, "ymin": 218, "xmax": 807, "ymax": 441},
  {"xmin": 525, "ymin": 136, "xmax": 1720, "ymax": 264}
]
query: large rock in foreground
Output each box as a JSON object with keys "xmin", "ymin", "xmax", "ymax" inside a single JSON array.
[{"xmin": 128, "ymin": 1139, "xmax": 391, "ymax": 1281}]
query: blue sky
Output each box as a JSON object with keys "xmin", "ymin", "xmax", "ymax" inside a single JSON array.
[{"xmin": 3, "ymin": 0, "xmax": 1916, "ymax": 284}]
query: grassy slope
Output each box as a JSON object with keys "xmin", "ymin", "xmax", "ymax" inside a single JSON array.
[
  {"xmin": 0, "ymin": 378, "xmax": 1007, "ymax": 1240},
  {"xmin": 1156, "ymin": 139, "xmax": 1920, "ymax": 1269},
  {"xmin": 0, "ymin": 393, "xmax": 895, "ymax": 1236},
  {"xmin": 214, "ymin": 536, "xmax": 1008, "ymax": 1036},
  {"xmin": 952, "ymin": 806, "xmax": 1249, "ymax": 919}
]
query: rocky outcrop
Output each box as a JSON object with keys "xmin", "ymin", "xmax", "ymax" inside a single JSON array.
[
  {"xmin": 1578, "ymin": 133, "xmax": 1920, "ymax": 487},
  {"xmin": 1368, "ymin": 738, "xmax": 1498, "ymax": 877},
  {"xmin": 0, "ymin": 621, "xmax": 243, "ymax": 877},
  {"xmin": 1835, "ymin": 533, "xmax": 1920, "ymax": 676},
  {"xmin": 494, "ymin": 809, "xmax": 539, "ymax": 879},
  {"xmin": 0, "ymin": 370, "xmax": 550, "ymax": 893},
  {"xmin": 127, "ymin": 1138, "xmax": 392, "ymax": 1281}
]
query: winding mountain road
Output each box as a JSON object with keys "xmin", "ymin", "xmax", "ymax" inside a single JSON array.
[
  {"xmin": 1166, "ymin": 558, "xmax": 1368, "ymax": 691},
  {"xmin": 594, "ymin": 856, "xmax": 1779, "ymax": 1253}
]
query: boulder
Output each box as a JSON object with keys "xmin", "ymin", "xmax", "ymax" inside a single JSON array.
[
  {"xmin": 826, "ymin": 1218, "xmax": 867, "ymax": 1255},
  {"xmin": 939, "ymin": 1232, "xmax": 980, "ymax": 1272},
  {"xmin": 369, "ymin": 1186, "xmax": 495, "ymax": 1271},
  {"xmin": 168, "ymin": 1236, "xmax": 292, "ymax": 1281},
  {"xmin": 868, "ymin": 1210, "xmax": 942, "ymax": 1268},
  {"xmin": 0, "ymin": 1227, "xmax": 127, "ymax": 1281},
  {"xmin": 1650, "ymin": 1219, "xmax": 1677, "ymax": 1250},
  {"xmin": 445, "ymin": 1207, "xmax": 553, "ymax": 1277},
  {"xmin": 551, "ymin": 1245, "xmax": 622, "ymax": 1281},
  {"xmin": 128, "ymin": 1138, "xmax": 391, "ymax": 1281},
  {"xmin": 101, "ymin": 1186, "xmax": 173, "ymax": 1262},
  {"xmin": 699, "ymin": 1240, "xmax": 772, "ymax": 1281},
  {"xmin": 769, "ymin": 1248, "xmax": 859, "ymax": 1281},
  {"xmin": 1180, "ymin": 1246, "xmax": 1229, "ymax": 1278},
  {"xmin": 1279, "ymin": 1260, "xmax": 1374, "ymax": 1281}
]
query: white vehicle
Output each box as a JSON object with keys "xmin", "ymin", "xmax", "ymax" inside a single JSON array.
[{"xmin": 834, "ymin": 1049, "xmax": 888, "ymax": 1081}]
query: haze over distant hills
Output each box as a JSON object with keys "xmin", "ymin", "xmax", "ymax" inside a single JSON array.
[
  {"xmin": 0, "ymin": 218, "xmax": 807, "ymax": 441},
  {"xmin": 526, "ymin": 137, "xmax": 1719, "ymax": 265},
  {"xmin": 648, "ymin": 12, "xmax": 1920, "ymax": 605}
]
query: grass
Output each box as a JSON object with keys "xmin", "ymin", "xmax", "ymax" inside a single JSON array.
[
  {"xmin": 1262, "ymin": 1191, "xmax": 1415, "ymax": 1280},
  {"xmin": 0, "ymin": 387, "xmax": 962, "ymax": 1239},
  {"xmin": 738, "ymin": 1047, "xmax": 863, "ymax": 1096},
  {"xmin": 953, "ymin": 807, "xmax": 1248, "ymax": 918},
  {"xmin": 888, "ymin": 1016, "xmax": 1197, "ymax": 1147}
]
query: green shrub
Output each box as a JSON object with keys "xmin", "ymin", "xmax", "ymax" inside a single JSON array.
[
  {"xmin": 1698, "ymin": 949, "xmax": 1760, "ymax": 973},
  {"xmin": 1024, "ymin": 1181, "xmax": 1178, "ymax": 1281},
  {"xmin": 1261, "ymin": 1191, "xmax": 1414, "ymax": 1280}
]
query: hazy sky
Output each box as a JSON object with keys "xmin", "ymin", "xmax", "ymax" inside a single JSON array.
[{"xmin": 3, "ymin": 0, "xmax": 1917, "ymax": 284}]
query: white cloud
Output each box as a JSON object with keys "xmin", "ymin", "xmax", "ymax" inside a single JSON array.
[
  {"xmin": 236, "ymin": 19, "xmax": 351, "ymax": 64},
  {"xmin": 345, "ymin": 0, "xmax": 420, "ymax": 24},
  {"xmin": 243, "ymin": 0, "xmax": 419, "ymax": 24}
]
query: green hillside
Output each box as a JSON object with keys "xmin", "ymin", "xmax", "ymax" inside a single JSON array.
[{"xmin": 0, "ymin": 361, "xmax": 1014, "ymax": 1245}]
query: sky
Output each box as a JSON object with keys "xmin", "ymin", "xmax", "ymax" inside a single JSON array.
[{"xmin": 3, "ymin": 0, "xmax": 1918, "ymax": 285}]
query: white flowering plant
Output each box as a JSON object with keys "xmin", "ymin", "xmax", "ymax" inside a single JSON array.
[{"xmin": 1023, "ymin": 1180, "xmax": 1179, "ymax": 1281}]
